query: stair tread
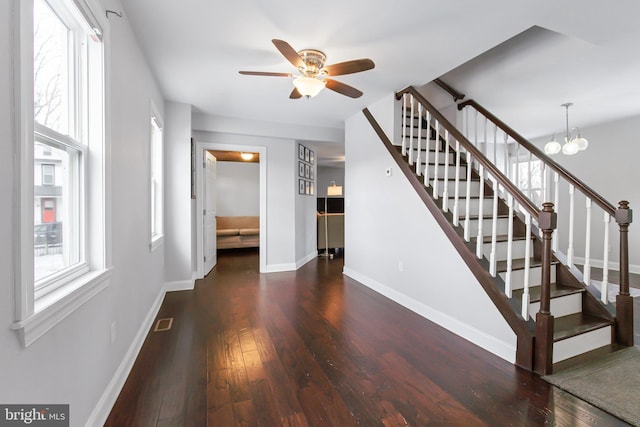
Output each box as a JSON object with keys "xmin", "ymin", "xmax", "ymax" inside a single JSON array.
[
  {"xmin": 512, "ymin": 283, "xmax": 584, "ymax": 302},
  {"xmin": 472, "ymin": 234, "xmax": 528, "ymax": 244},
  {"xmin": 466, "ymin": 213, "xmax": 512, "ymax": 220},
  {"xmin": 496, "ymin": 257, "xmax": 559, "ymax": 272},
  {"xmin": 553, "ymin": 313, "xmax": 613, "ymax": 342}
]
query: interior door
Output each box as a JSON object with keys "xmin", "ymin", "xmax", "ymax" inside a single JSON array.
[{"xmin": 203, "ymin": 151, "xmax": 217, "ymax": 274}]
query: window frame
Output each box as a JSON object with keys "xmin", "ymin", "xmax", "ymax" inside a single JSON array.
[
  {"xmin": 11, "ymin": 0, "xmax": 111, "ymax": 347},
  {"xmin": 149, "ymin": 103, "xmax": 164, "ymax": 251}
]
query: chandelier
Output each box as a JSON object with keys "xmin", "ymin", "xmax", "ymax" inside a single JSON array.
[{"xmin": 543, "ymin": 103, "xmax": 589, "ymax": 155}]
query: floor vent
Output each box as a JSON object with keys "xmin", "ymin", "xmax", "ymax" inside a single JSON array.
[{"xmin": 153, "ymin": 317, "xmax": 173, "ymax": 332}]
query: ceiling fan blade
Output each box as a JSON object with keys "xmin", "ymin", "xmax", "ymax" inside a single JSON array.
[
  {"xmin": 239, "ymin": 71, "xmax": 292, "ymax": 77},
  {"xmin": 272, "ymin": 39, "xmax": 305, "ymax": 69},
  {"xmin": 289, "ymin": 87, "xmax": 302, "ymax": 99},
  {"xmin": 324, "ymin": 79, "xmax": 363, "ymax": 98},
  {"xmin": 323, "ymin": 59, "xmax": 375, "ymax": 76}
]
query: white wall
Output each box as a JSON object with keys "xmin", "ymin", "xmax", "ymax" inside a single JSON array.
[
  {"xmin": 343, "ymin": 95, "xmax": 517, "ymax": 362},
  {"xmin": 530, "ymin": 115, "xmax": 640, "ymax": 270},
  {"xmin": 0, "ymin": 1, "xmax": 168, "ymax": 425},
  {"xmin": 216, "ymin": 161, "xmax": 260, "ymax": 216}
]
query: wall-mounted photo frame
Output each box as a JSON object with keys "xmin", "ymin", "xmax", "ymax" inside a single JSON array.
[
  {"xmin": 310, "ymin": 167, "xmax": 314, "ymax": 180},
  {"xmin": 309, "ymin": 150, "xmax": 315, "ymax": 165},
  {"xmin": 305, "ymin": 164, "xmax": 310, "ymax": 179},
  {"xmin": 304, "ymin": 147, "xmax": 310, "ymax": 163},
  {"xmin": 305, "ymin": 181, "xmax": 310, "ymax": 195},
  {"xmin": 299, "ymin": 179, "xmax": 305, "ymax": 195},
  {"xmin": 299, "ymin": 161, "xmax": 305, "ymax": 177},
  {"xmin": 298, "ymin": 143, "xmax": 305, "ymax": 160},
  {"xmin": 310, "ymin": 182, "xmax": 315, "ymax": 195}
]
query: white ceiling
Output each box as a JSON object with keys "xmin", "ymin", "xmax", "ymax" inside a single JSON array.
[{"xmin": 116, "ymin": 0, "xmax": 640, "ymax": 160}]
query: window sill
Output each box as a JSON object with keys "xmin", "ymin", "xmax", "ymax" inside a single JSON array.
[
  {"xmin": 11, "ymin": 268, "xmax": 113, "ymax": 347},
  {"xmin": 150, "ymin": 234, "xmax": 164, "ymax": 252}
]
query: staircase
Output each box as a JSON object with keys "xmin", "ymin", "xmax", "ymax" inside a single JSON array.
[{"xmin": 362, "ymin": 85, "xmax": 634, "ymax": 374}]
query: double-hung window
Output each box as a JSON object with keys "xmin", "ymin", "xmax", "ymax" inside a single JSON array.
[
  {"xmin": 13, "ymin": 0, "xmax": 109, "ymax": 346},
  {"xmin": 150, "ymin": 107, "xmax": 164, "ymax": 250}
]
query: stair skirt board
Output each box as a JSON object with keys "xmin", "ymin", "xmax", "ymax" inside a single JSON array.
[
  {"xmin": 499, "ymin": 265, "xmax": 557, "ymax": 289},
  {"xmin": 553, "ymin": 326, "xmax": 612, "ymax": 363},
  {"xmin": 528, "ymin": 293, "xmax": 582, "ymax": 320}
]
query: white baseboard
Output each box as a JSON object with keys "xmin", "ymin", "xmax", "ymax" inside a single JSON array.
[
  {"xmin": 85, "ymin": 287, "xmax": 166, "ymax": 427},
  {"xmin": 572, "ymin": 256, "xmax": 640, "ymax": 275},
  {"xmin": 343, "ymin": 267, "xmax": 517, "ymax": 364},
  {"xmin": 164, "ymin": 279, "xmax": 195, "ymax": 292},
  {"xmin": 265, "ymin": 262, "xmax": 297, "ymax": 273},
  {"xmin": 296, "ymin": 251, "xmax": 317, "ymax": 269}
]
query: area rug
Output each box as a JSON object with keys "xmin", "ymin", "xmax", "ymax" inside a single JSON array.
[{"xmin": 543, "ymin": 347, "xmax": 640, "ymax": 426}]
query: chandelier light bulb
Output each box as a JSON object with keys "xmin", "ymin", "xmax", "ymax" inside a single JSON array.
[
  {"xmin": 562, "ymin": 140, "xmax": 579, "ymax": 155},
  {"xmin": 544, "ymin": 139, "xmax": 562, "ymax": 155}
]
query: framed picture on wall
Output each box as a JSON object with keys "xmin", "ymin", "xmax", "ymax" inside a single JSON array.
[
  {"xmin": 299, "ymin": 161, "xmax": 305, "ymax": 177},
  {"xmin": 310, "ymin": 182, "xmax": 315, "ymax": 195},
  {"xmin": 310, "ymin": 167, "xmax": 314, "ymax": 180},
  {"xmin": 299, "ymin": 143, "xmax": 305, "ymax": 160},
  {"xmin": 305, "ymin": 164, "xmax": 310, "ymax": 179},
  {"xmin": 299, "ymin": 179, "xmax": 305, "ymax": 194},
  {"xmin": 305, "ymin": 181, "xmax": 310, "ymax": 195},
  {"xmin": 310, "ymin": 150, "xmax": 315, "ymax": 165},
  {"xmin": 304, "ymin": 147, "xmax": 310, "ymax": 162}
]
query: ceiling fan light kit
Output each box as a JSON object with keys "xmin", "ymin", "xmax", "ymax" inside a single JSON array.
[
  {"xmin": 239, "ymin": 39, "xmax": 374, "ymax": 99},
  {"xmin": 544, "ymin": 102, "xmax": 589, "ymax": 156}
]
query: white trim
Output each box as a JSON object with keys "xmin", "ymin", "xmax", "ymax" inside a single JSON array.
[
  {"xmin": 265, "ymin": 263, "xmax": 298, "ymax": 273},
  {"xmin": 11, "ymin": 268, "xmax": 112, "ymax": 347},
  {"xmin": 343, "ymin": 267, "xmax": 517, "ymax": 363},
  {"xmin": 194, "ymin": 142, "xmax": 268, "ymax": 275},
  {"xmin": 164, "ymin": 279, "xmax": 195, "ymax": 292},
  {"xmin": 296, "ymin": 251, "xmax": 317, "ymax": 269},
  {"xmin": 84, "ymin": 284, "xmax": 166, "ymax": 427},
  {"xmin": 572, "ymin": 256, "xmax": 640, "ymax": 275},
  {"xmin": 149, "ymin": 234, "xmax": 164, "ymax": 252}
]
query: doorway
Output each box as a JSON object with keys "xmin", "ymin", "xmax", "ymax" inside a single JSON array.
[{"xmin": 195, "ymin": 142, "xmax": 267, "ymax": 276}]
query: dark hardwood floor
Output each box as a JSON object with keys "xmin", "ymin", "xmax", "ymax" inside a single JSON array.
[{"xmin": 106, "ymin": 250, "xmax": 630, "ymax": 426}]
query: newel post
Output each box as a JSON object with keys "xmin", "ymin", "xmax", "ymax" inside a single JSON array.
[
  {"xmin": 535, "ymin": 202, "xmax": 557, "ymax": 375},
  {"xmin": 615, "ymin": 200, "xmax": 634, "ymax": 346}
]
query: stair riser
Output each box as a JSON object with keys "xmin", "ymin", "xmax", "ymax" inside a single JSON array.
[
  {"xmin": 408, "ymin": 150, "xmax": 456, "ymax": 165},
  {"xmin": 499, "ymin": 265, "xmax": 557, "ymax": 289},
  {"xmin": 465, "ymin": 217, "xmax": 511, "ymax": 236},
  {"xmin": 482, "ymin": 239, "xmax": 532, "ymax": 261},
  {"xmin": 449, "ymin": 198, "xmax": 494, "ymax": 217},
  {"xmin": 528, "ymin": 293, "xmax": 582, "ymax": 320},
  {"xmin": 553, "ymin": 326, "xmax": 612, "ymax": 363},
  {"xmin": 426, "ymin": 164, "xmax": 467, "ymax": 180},
  {"xmin": 435, "ymin": 180, "xmax": 482, "ymax": 198}
]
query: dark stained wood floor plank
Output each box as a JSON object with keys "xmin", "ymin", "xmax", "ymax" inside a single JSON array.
[{"xmin": 107, "ymin": 249, "xmax": 631, "ymax": 426}]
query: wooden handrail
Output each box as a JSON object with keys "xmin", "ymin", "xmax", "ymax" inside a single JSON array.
[
  {"xmin": 396, "ymin": 86, "xmax": 540, "ymax": 218},
  {"xmin": 457, "ymin": 99, "xmax": 616, "ymax": 216},
  {"xmin": 434, "ymin": 78, "xmax": 465, "ymax": 102}
]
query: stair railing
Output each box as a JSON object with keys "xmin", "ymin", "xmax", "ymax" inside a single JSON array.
[
  {"xmin": 397, "ymin": 87, "xmax": 552, "ymax": 322},
  {"xmin": 457, "ymin": 99, "xmax": 634, "ymax": 347}
]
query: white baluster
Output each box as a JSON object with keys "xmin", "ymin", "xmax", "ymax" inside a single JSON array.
[
  {"xmin": 583, "ymin": 198, "xmax": 592, "ymax": 285},
  {"xmin": 453, "ymin": 139, "xmax": 461, "ymax": 226},
  {"xmin": 416, "ymin": 103, "xmax": 423, "ymax": 176},
  {"xmin": 408, "ymin": 96, "xmax": 414, "ymax": 163},
  {"xmin": 489, "ymin": 177, "xmax": 499, "ymax": 276},
  {"xmin": 424, "ymin": 111, "xmax": 431, "ymax": 188},
  {"xmin": 521, "ymin": 213, "xmax": 532, "ymax": 320},
  {"xmin": 601, "ymin": 212, "xmax": 611, "ymax": 303},
  {"xmin": 505, "ymin": 194, "xmax": 514, "ymax": 298},
  {"xmin": 493, "ymin": 123, "xmax": 498, "ymax": 167},
  {"xmin": 463, "ymin": 150, "xmax": 472, "ymax": 241},
  {"xmin": 527, "ymin": 152, "xmax": 533, "ymax": 201},
  {"xmin": 483, "ymin": 117, "xmax": 488, "ymax": 158},
  {"xmin": 401, "ymin": 93, "xmax": 407, "ymax": 155},
  {"xmin": 442, "ymin": 130, "xmax": 451, "ymax": 212},
  {"xmin": 503, "ymin": 133, "xmax": 508, "ymax": 179},
  {"xmin": 567, "ymin": 184, "xmax": 575, "ymax": 267},
  {"xmin": 432, "ymin": 120, "xmax": 440, "ymax": 199},
  {"xmin": 476, "ymin": 165, "xmax": 485, "ymax": 259},
  {"xmin": 553, "ymin": 172, "xmax": 559, "ymax": 252}
]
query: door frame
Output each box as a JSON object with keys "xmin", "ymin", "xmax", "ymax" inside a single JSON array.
[{"xmin": 195, "ymin": 141, "xmax": 267, "ymax": 277}]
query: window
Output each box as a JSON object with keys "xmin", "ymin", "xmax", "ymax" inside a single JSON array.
[
  {"xmin": 12, "ymin": 0, "xmax": 110, "ymax": 347},
  {"xmin": 150, "ymin": 109, "xmax": 164, "ymax": 250},
  {"xmin": 513, "ymin": 158, "xmax": 544, "ymax": 206}
]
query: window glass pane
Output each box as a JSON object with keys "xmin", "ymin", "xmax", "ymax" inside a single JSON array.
[
  {"xmin": 33, "ymin": 0, "xmax": 71, "ymax": 136},
  {"xmin": 34, "ymin": 142, "xmax": 81, "ymax": 283}
]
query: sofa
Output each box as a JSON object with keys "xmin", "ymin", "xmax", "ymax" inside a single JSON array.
[{"xmin": 216, "ymin": 216, "xmax": 259, "ymax": 249}]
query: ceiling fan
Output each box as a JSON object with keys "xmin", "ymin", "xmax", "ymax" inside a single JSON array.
[{"xmin": 239, "ymin": 39, "xmax": 375, "ymax": 99}]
